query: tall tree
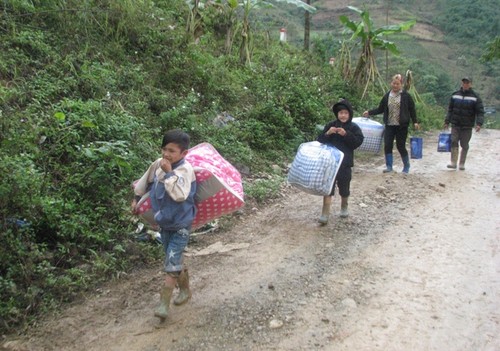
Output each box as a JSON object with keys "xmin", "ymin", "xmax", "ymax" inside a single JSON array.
[{"xmin": 304, "ymin": 0, "xmax": 311, "ymax": 51}]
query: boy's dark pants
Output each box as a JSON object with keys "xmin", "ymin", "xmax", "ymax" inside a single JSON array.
[{"xmin": 330, "ymin": 165, "xmax": 352, "ymax": 197}]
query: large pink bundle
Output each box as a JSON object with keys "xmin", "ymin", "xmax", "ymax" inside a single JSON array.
[
  {"xmin": 186, "ymin": 142, "xmax": 245, "ymax": 229},
  {"xmin": 135, "ymin": 143, "xmax": 245, "ymax": 231}
]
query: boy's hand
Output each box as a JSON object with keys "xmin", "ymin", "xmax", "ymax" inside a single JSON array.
[{"xmin": 160, "ymin": 158, "xmax": 172, "ymax": 173}]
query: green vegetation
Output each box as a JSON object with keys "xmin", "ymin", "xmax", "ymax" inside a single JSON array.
[
  {"xmin": 433, "ymin": 0, "xmax": 500, "ymax": 104},
  {"xmin": 339, "ymin": 6, "xmax": 416, "ymax": 97},
  {"xmin": 0, "ymin": 0, "xmax": 496, "ymax": 333},
  {"xmin": 435, "ymin": 0, "xmax": 500, "ymax": 45},
  {"xmin": 482, "ymin": 36, "xmax": 500, "ymax": 62},
  {"xmin": 0, "ymin": 0, "xmax": 337, "ymax": 332}
]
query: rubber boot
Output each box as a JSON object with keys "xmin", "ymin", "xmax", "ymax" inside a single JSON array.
[
  {"xmin": 447, "ymin": 147, "xmax": 458, "ymax": 169},
  {"xmin": 340, "ymin": 197, "xmax": 349, "ymax": 218},
  {"xmin": 458, "ymin": 149, "xmax": 468, "ymax": 170},
  {"xmin": 383, "ymin": 153, "xmax": 393, "ymax": 173},
  {"xmin": 154, "ymin": 285, "xmax": 174, "ymax": 320},
  {"xmin": 174, "ymin": 269, "xmax": 192, "ymax": 306},
  {"xmin": 402, "ymin": 155, "xmax": 410, "ymax": 174},
  {"xmin": 319, "ymin": 196, "xmax": 332, "ymax": 224}
]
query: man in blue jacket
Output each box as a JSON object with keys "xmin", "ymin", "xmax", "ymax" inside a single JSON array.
[{"xmin": 444, "ymin": 77, "xmax": 484, "ymax": 170}]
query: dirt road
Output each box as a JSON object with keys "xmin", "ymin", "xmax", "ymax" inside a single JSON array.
[{"xmin": 3, "ymin": 130, "xmax": 499, "ymax": 351}]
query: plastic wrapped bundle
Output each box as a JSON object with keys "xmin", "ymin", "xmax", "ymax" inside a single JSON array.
[
  {"xmin": 352, "ymin": 117, "xmax": 384, "ymax": 153},
  {"xmin": 287, "ymin": 141, "xmax": 344, "ymax": 196},
  {"xmin": 134, "ymin": 143, "xmax": 245, "ymax": 231},
  {"xmin": 135, "ymin": 191, "xmax": 156, "ymax": 228},
  {"xmin": 186, "ymin": 143, "xmax": 245, "ymax": 230}
]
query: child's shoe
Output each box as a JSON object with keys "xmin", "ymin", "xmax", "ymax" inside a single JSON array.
[
  {"xmin": 339, "ymin": 208, "xmax": 349, "ymax": 218},
  {"xmin": 155, "ymin": 286, "xmax": 174, "ymax": 321},
  {"xmin": 174, "ymin": 269, "xmax": 191, "ymax": 306},
  {"xmin": 339, "ymin": 197, "xmax": 349, "ymax": 218},
  {"xmin": 318, "ymin": 215, "xmax": 328, "ymax": 225}
]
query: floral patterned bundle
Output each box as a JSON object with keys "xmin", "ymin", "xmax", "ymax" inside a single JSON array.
[{"xmin": 135, "ymin": 143, "xmax": 245, "ymax": 230}]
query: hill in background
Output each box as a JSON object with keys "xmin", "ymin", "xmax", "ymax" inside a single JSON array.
[{"xmin": 272, "ymin": 0, "xmax": 499, "ymax": 109}]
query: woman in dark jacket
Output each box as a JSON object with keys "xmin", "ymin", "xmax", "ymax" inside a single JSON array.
[
  {"xmin": 317, "ymin": 99, "xmax": 364, "ymax": 224},
  {"xmin": 363, "ymin": 74, "xmax": 419, "ymax": 173}
]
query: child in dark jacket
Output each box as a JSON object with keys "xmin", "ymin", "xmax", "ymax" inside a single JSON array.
[
  {"xmin": 317, "ymin": 99, "xmax": 364, "ymax": 224},
  {"xmin": 132, "ymin": 129, "xmax": 197, "ymax": 322}
]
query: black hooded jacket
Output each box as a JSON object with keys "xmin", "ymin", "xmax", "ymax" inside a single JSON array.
[{"xmin": 317, "ymin": 99, "xmax": 364, "ymax": 167}]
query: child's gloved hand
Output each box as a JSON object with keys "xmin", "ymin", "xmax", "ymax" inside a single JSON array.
[{"xmin": 327, "ymin": 127, "xmax": 346, "ymax": 136}]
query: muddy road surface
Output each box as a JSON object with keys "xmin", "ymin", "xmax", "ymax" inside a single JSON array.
[{"xmin": 3, "ymin": 130, "xmax": 499, "ymax": 351}]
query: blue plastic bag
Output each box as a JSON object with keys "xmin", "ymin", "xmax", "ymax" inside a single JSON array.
[
  {"xmin": 437, "ymin": 132, "xmax": 451, "ymax": 152},
  {"xmin": 410, "ymin": 137, "xmax": 423, "ymax": 159}
]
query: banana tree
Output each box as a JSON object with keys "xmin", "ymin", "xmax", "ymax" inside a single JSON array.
[
  {"xmin": 186, "ymin": 0, "xmax": 205, "ymax": 44},
  {"xmin": 339, "ymin": 6, "xmax": 415, "ymax": 98},
  {"xmin": 195, "ymin": 0, "xmax": 240, "ymax": 54},
  {"xmin": 337, "ymin": 39, "xmax": 352, "ymax": 80}
]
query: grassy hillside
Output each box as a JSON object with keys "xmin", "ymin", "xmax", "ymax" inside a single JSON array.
[{"xmin": 0, "ymin": 0, "xmax": 361, "ymax": 333}]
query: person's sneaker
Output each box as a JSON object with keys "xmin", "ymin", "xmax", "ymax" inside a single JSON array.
[
  {"xmin": 318, "ymin": 215, "xmax": 328, "ymax": 225},
  {"xmin": 459, "ymin": 164, "xmax": 465, "ymax": 170},
  {"xmin": 447, "ymin": 164, "xmax": 457, "ymax": 169}
]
